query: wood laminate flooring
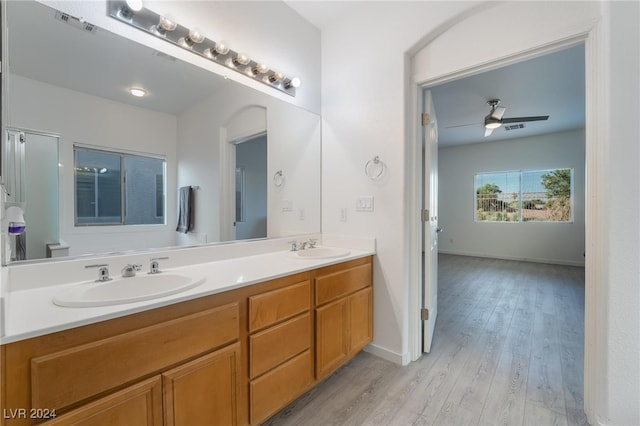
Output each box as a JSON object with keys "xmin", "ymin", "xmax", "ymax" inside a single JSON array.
[{"xmin": 265, "ymin": 254, "xmax": 586, "ymax": 426}]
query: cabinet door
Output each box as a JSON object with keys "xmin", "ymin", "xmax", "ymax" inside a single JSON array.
[
  {"xmin": 315, "ymin": 298, "xmax": 348, "ymax": 379},
  {"xmin": 163, "ymin": 343, "xmax": 240, "ymax": 426},
  {"xmin": 42, "ymin": 377, "xmax": 162, "ymax": 426},
  {"xmin": 349, "ymin": 287, "xmax": 373, "ymax": 353}
]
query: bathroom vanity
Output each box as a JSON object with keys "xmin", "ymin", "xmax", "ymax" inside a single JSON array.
[{"xmin": 0, "ymin": 249, "xmax": 373, "ymax": 425}]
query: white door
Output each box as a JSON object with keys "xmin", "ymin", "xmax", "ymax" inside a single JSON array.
[{"xmin": 423, "ymin": 90, "xmax": 439, "ymax": 353}]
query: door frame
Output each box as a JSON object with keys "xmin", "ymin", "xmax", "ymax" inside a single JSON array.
[{"xmin": 407, "ymin": 13, "xmax": 606, "ymax": 423}]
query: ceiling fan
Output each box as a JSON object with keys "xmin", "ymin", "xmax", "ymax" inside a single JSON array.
[{"xmin": 482, "ymin": 99, "xmax": 549, "ymax": 137}]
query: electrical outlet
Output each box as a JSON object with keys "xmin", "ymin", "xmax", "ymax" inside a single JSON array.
[
  {"xmin": 340, "ymin": 208, "xmax": 348, "ymax": 222},
  {"xmin": 299, "ymin": 209, "xmax": 305, "ymax": 220},
  {"xmin": 355, "ymin": 196, "xmax": 374, "ymax": 212},
  {"xmin": 281, "ymin": 200, "xmax": 293, "ymax": 212}
]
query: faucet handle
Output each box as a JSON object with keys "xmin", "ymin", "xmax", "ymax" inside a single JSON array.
[
  {"xmin": 288, "ymin": 241, "xmax": 299, "ymax": 251},
  {"xmin": 308, "ymin": 238, "xmax": 318, "ymax": 248},
  {"xmin": 149, "ymin": 257, "xmax": 168, "ymax": 274},
  {"xmin": 85, "ymin": 263, "xmax": 111, "ymax": 282}
]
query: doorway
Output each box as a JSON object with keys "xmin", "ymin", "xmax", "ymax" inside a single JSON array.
[{"xmin": 233, "ymin": 133, "xmax": 268, "ymax": 240}]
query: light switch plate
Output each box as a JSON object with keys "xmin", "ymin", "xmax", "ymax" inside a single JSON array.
[
  {"xmin": 282, "ymin": 200, "xmax": 293, "ymax": 212},
  {"xmin": 356, "ymin": 196, "xmax": 374, "ymax": 212}
]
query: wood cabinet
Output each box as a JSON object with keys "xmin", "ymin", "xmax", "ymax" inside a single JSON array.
[
  {"xmin": 315, "ymin": 259, "xmax": 373, "ymax": 379},
  {"xmin": 0, "ymin": 256, "xmax": 373, "ymax": 426},
  {"xmin": 248, "ymin": 280, "xmax": 313, "ymax": 424}
]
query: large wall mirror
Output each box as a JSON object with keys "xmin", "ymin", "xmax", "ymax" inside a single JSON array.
[{"xmin": 1, "ymin": 0, "xmax": 321, "ymax": 264}]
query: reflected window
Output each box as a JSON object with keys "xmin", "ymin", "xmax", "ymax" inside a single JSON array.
[{"xmin": 74, "ymin": 147, "xmax": 166, "ymax": 226}]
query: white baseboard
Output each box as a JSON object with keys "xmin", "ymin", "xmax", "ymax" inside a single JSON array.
[
  {"xmin": 438, "ymin": 249, "xmax": 585, "ymax": 267},
  {"xmin": 364, "ymin": 343, "xmax": 411, "ymax": 366}
]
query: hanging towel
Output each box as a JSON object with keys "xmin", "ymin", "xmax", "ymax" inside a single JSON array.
[{"xmin": 176, "ymin": 186, "xmax": 194, "ymax": 233}]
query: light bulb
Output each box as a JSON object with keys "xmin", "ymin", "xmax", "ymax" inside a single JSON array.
[
  {"xmin": 151, "ymin": 16, "xmax": 177, "ymax": 35},
  {"xmin": 252, "ymin": 63, "xmax": 269, "ymax": 75},
  {"xmin": 284, "ymin": 77, "xmax": 301, "ymax": 89},
  {"xmin": 485, "ymin": 122, "xmax": 501, "ymax": 129},
  {"xmin": 214, "ymin": 40, "xmax": 230, "ymax": 55},
  {"xmin": 268, "ymin": 72, "xmax": 284, "ymax": 83},
  {"xmin": 233, "ymin": 52, "xmax": 251, "ymax": 66},
  {"xmin": 128, "ymin": 87, "xmax": 147, "ymax": 97},
  {"xmin": 180, "ymin": 29, "xmax": 205, "ymax": 47},
  {"xmin": 120, "ymin": 0, "xmax": 143, "ymax": 19}
]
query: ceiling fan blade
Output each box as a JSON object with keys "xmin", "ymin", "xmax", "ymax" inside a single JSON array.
[
  {"xmin": 484, "ymin": 127, "xmax": 494, "ymax": 137},
  {"xmin": 444, "ymin": 122, "xmax": 481, "ymax": 129},
  {"xmin": 501, "ymin": 115, "xmax": 549, "ymax": 123},
  {"xmin": 490, "ymin": 106, "xmax": 506, "ymax": 120}
]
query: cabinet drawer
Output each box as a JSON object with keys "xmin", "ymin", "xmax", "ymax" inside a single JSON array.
[
  {"xmin": 249, "ymin": 350, "xmax": 312, "ymax": 424},
  {"xmin": 31, "ymin": 303, "xmax": 239, "ymax": 411},
  {"xmin": 315, "ymin": 263, "xmax": 371, "ymax": 306},
  {"xmin": 250, "ymin": 313, "xmax": 311, "ymax": 379},
  {"xmin": 249, "ymin": 280, "xmax": 310, "ymax": 332}
]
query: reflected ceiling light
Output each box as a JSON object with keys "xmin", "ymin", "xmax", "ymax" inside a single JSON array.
[
  {"xmin": 108, "ymin": 0, "xmax": 299, "ymax": 96},
  {"xmin": 151, "ymin": 15, "xmax": 177, "ymax": 36},
  {"xmin": 120, "ymin": 0, "xmax": 143, "ymax": 20},
  {"xmin": 283, "ymin": 77, "xmax": 301, "ymax": 89},
  {"xmin": 128, "ymin": 87, "xmax": 147, "ymax": 97}
]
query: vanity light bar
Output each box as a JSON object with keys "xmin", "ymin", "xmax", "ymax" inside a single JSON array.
[{"xmin": 107, "ymin": 0, "xmax": 298, "ymax": 97}]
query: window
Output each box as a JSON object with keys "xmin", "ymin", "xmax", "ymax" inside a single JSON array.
[
  {"xmin": 75, "ymin": 146, "xmax": 166, "ymax": 226},
  {"xmin": 475, "ymin": 168, "xmax": 573, "ymax": 223}
]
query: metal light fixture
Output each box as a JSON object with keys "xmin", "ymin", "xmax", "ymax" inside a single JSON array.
[{"xmin": 107, "ymin": 0, "xmax": 299, "ymax": 96}]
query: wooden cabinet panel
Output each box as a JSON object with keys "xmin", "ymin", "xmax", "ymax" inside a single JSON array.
[
  {"xmin": 315, "ymin": 263, "xmax": 371, "ymax": 306},
  {"xmin": 31, "ymin": 303, "xmax": 239, "ymax": 411},
  {"xmin": 349, "ymin": 287, "xmax": 373, "ymax": 353},
  {"xmin": 163, "ymin": 343, "xmax": 240, "ymax": 426},
  {"xmin": 249, "ymin": 281, "xmax": 310, "ymax": 332},
  {"xmin": 315, "ymin": 298, "xmax": 348, "ymax": 379},
  {"xmin": 41, "ymin": 377, "xmax": 162, "ymax": 426},
  {"xmin": 249, "ymin": 350, "xmax": 312, "ymax": 424},
  {"xmin": 250, "ymin": 313, "xmax": 311, "ymax": 379}
]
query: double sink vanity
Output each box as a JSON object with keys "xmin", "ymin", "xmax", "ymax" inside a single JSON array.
[{"xmin": 0, "ymin": 236, "xmax": 375, "ymax": 425}]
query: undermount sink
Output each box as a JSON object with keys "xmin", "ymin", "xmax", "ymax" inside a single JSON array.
[
  {"xmin": 289, "ymin": 247, "xmax": 351, "ymax": 260},
  {"xmin": 53, "ymin": 274, "xmax": 205, "ymax": 308}
]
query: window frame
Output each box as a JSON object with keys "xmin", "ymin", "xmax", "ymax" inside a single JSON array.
[
  {"xmin": 73, "ymin": 145, "xmax": 167, "ymax": 227},
  {"xmin": 474, "ymin": 168, "xmax": 575, "ymax": 224}
]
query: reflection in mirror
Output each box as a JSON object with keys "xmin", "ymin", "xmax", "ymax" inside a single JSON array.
[{"xmin": 2, "ymin": 1, "xmax": 321, "ymax": 264}]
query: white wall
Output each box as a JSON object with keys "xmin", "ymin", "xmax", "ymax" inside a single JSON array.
[
  {"xmin": 39, "ymin": 0, "xmax": 321, "ymax": 113},
  {"xmin": 7, "ymin": 75, "xmax": 178, "ymax": 256},
  {"xmin": 438, "ymin": 129, "xmax": 586, "ymax": 266}
]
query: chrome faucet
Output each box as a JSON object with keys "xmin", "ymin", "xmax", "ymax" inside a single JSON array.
[
  {"xmin": 85, "ymin": 264, "xmax": 111, "ymax": 282},
  {"xmin": 149, "ymin": 257, "xmax": 169, "ymax": 274},
  {"xmin": 121, "ymin": 263, "xmax": 142, "ymax": 278},
  {"xmin": 289, "ymin": 241, "xmax": 300, "ymax": 251},
  {"xmin": 308, "ymin": 238, "xmax": 318, "ymax": 248}
]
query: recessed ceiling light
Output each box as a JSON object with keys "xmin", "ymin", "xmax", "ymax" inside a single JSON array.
[{"xmin": 128, "ymin": 87, "xmax": 147, "ymax": 97}]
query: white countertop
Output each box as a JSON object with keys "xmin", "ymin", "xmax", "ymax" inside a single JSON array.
[{"xmin": 1, "ymin": 244, "xmax": 374, "ymax": 344}]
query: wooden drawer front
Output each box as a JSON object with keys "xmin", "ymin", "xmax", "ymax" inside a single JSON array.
[
  {"xmin": 316, "ymin": 263, "xmax": 371, "ymax": 306},
  {"xmin": 250, "ymin": 350, "xmax": 312, "ymax": 424},
  {"xmin": 249, "ymin": 280, "xmax": 310, "ymax": 332},
  {"xmin": 250, "ymin": 313, "xmax": 311, "ymax": 379},
  {"xmin": 31, "ymin": 303, "xmax": 239, "ymax": 411},
  {"xmin": 163, "ymin": 343, "xmax": 240, "ymax": 426},
  {"xmin": 42, "ymin": 376, "xmax": 163, "ymax": 426}
]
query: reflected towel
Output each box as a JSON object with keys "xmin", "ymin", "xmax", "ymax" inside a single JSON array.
[{"xmin": 176, "ymin": 186, "xmax": 194, "ymax": 233}]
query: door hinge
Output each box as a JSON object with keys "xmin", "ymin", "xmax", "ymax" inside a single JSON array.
[
  {"xmin": 421, "ymin": 113, "xmax": 430, "ymax": 126},
  {"xmin": 421, "ymin": 308, "xmax": 429, "ymax": 321},
  {"xmin": 422, "ymin": 209, "xmax": 429, "ymax": 222}
]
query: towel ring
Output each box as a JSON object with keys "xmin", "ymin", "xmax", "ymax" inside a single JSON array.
[
  {"xmin": 273, "ymin": 170, "xmax": 284, "ymax": 187},
  {"xmin": 365, "ymin": 156, "xmax": 385, "ymax": 180}
]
